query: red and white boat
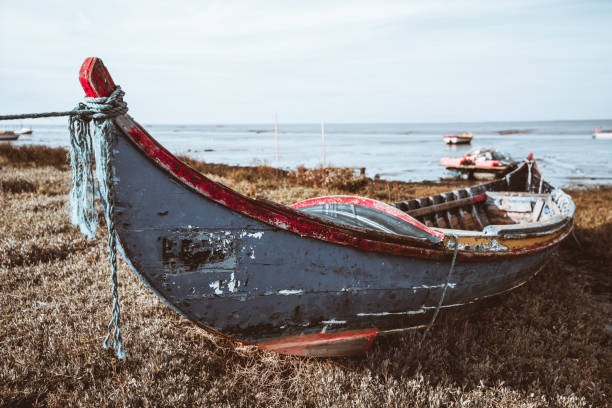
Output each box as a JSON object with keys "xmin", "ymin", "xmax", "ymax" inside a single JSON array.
[
  {"xmin": 443, "ymin": 132, "xmax": 472, "ymax": 145},
  {"xmin": 593, "ymin": 128, "xmax": 612, "ymax": 140},
  {"xmin": 440, "ymin": 147, "xmax": 518, "ymax": 179}
]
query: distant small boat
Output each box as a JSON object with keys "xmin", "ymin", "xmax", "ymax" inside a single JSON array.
[
  {"xmin": 0, "ymin": 130, "xmax": 19, "ymax": 141},
  {"xmin": 443, "ymin": 132, "xmax": 472, "ymax": 145},
  {"xmin": 440, "ymin": 147, "xmax": 518, "ymax": 180},
  {"xmin": 593, "ymin": 128, "xmax": 612, "ymax": 140},
  {"xmin": 14, "ymin": 127, "xmax": 33, "ymax": 135}
]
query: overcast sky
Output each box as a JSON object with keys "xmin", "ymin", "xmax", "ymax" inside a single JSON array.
[{"xmin": 1, "ymin": 0, "xmax": 611, "ymax": 124}]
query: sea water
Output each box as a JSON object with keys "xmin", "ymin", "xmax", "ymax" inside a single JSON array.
[{"xmin": 8, "ymin": 119, "xmax": 612, "ymax": 187}]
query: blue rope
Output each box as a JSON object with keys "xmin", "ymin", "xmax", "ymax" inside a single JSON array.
[
  {"xmin": 72, "ymin": 88, "xmax": 128, "ymax": 359},
  {"xmin": 1, "ymin": 87, "xmax": 128, "ymax": 359}
]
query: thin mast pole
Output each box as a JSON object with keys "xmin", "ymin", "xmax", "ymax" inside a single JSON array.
[
  {"xmin": 274, "ymin": 113, "xmax": 279, "ymax": 169},
  {"xmin": 321, "ymin": 120, "xmax": 325, "ymax": 167}
]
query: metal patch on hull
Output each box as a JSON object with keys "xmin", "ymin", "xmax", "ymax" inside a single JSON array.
[{"xmin": 161, "ymin": 229, "xmax": 241, "ymax": 273}]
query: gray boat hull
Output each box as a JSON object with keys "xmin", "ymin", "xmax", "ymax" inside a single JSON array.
[
  {"xmin": 112, "ymin": 127, "xmax": 556, "ymax": 342},
  {"xmin": 77, "ymin": 57, "xmax": 573, "ymax": 356}
]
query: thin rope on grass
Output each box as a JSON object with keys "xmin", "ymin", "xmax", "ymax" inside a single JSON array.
[
  {"xmin": 421, "ymin": 233, "xmax": 459, "ymax": 343},
  {"xmin": 71, "ymin": 87, "xmax": 128, "ymax": 359},
  {"xmin": 1, "ymin": 87, "xmax": 128, "ymax": 359},
  {"xmin": 571, "ymin": 228, "xmax": 582, "ymax": 250}
]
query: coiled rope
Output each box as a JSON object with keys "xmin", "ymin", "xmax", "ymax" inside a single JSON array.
[
  {"xmin": 0, "ymin": 87, "xmax": 128, "ymax": 359},
  {"xmin": 421, "ymin": 233, "xmax": 459, "ymax": 343}
]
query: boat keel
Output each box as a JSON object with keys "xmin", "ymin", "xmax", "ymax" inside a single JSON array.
[{"xmin": 256, "ymin": 328, "xmax": 378, "ymax": 357}]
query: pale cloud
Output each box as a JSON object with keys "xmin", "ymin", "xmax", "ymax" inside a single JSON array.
[{"xmin": 1, "ymin": 0, "xmax": 611, "ymax": 123}]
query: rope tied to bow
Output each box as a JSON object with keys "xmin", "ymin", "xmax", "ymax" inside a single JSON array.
[
  {"xmin": 1, "ymin": 87, "xmax": 128, "ymax": 359},
  {"xmin": 71, "ymin": 87, "xmax": 128, "ymax": 359}
]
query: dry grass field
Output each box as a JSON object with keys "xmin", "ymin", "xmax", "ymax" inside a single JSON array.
[{"xmin": 0, "ymin": 144, "xmax": 610, "ymax": 407}]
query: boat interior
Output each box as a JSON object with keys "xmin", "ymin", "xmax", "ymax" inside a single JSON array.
[
  {"xmin": 294, "ymin": 161, "xmax": 574, "ymax": 239},
  {"xmin": 396, "ymin": 191, "xmax": 560, "ymax": 231},
  {"xmin": 392, "ymin": 164, "xmax": 564, "ymax": 232},
  {"xmin": 394, "ymin": 161, "xmax": 576, "ymax": 236}
]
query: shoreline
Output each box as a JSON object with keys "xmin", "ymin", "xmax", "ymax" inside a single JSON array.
[
  {"xmin": 8, "ymin": 120, "xmax": 612, "ymax": 188},
  {"xmin": 3, "ymin": 142, "xmax": 611, "ymax": 193}
]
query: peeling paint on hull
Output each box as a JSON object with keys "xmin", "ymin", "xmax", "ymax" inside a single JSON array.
[
  {"xmin": 111, "ymin": 127, "xmax": 562, "ymax": 345},
  {"xmin": 79, "ymin": 57, "xmax": 574, "ymax": 357}
]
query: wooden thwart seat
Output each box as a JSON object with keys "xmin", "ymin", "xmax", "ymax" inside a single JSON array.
[
  {"xmin": 405, "ymin": 194, "xmax": 486, "ymax": 218},
  {"xmin": 398, "ymin": 189, "xmax": 557, "ymax": 232}
]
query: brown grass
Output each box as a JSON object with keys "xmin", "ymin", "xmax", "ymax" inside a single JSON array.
[
  {"xmin": 0, "ymin": 144, "xmax": 610, "ymax": 407},
  {"xmin": 0, "ymin": 143, "xmax": 68, "ymax": 169}
]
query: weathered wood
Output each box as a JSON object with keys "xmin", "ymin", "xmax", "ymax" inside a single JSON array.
[
  {"xmin": 442, "ymin": 192, "xmax": 460, "ymax": 229},
  {"xmin": 463, "ymin": 189, "xmax": 484, "ymax": 231},
  {"xmin": 456, "ymin": 190, "xmax": 477, "ymax": 230},
  {"xmin": 531, "ymin": 200, "xmax": 545, "ymax": 222},
  {"xmin": 473, "ymin": 187, "xmax": 491, "ymax": 227},
  {"xmin": 486, "ymin": 205, "xmax": 514, "ymax": 218},
  {"xmin": 486, "ymin": 192, "xmax": 550, "ymax": 199},
  {"xmin": 80, "ymin": 57, "xmax": 116, "ymax": 98},
  {"xmin": 498, "ymin": 198, "xmax": 532, "ymax": 213},
  {"xmin": 432, "ymin": 195, "xmax": 449, "ymax": 228},
  {"xmin": 548, "ymin": 199, "xmax": 561, "ymax": 215},
  {"xmin": 257, "ymin": 328, "xmax": 377, "ymax": 357},
  {"xmin": 453, "ymin": 191, "xmax": 466, "ymax": 229},
  {"xmin": 406, "ymin": 194, "xmax": 486, "ymax": 218},
  {"xmin": 486, "ymin": 216, "xmax": 517, "ymax": 225},
  {"xmin": 416, "ymin": 197, "xmax": 435, "ymax": 227},
  {"xmin": 78, "ymin": 57, "xmax": 576, "ymax": 357}
]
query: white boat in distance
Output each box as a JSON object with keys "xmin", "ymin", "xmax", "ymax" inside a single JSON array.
[
  {"xmin": 14, "ymin": 127, "xmax": 32, "ymax": 135},
  {"xmin": 593, "ymin": 128, "xmax": 612, "ymax": 139},
  {"xmin": 0, "ymin": 130, "xmax": 19, "ymax": 141},
  {"xmin": 443, "ymin": 131, "xmax": 472, "ymax": 145}
]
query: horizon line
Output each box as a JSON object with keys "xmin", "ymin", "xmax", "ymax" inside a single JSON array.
[{"xmin": 19, "ymin": 117, "xmax": 612, "ymax": 126}]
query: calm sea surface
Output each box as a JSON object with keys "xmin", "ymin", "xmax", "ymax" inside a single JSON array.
[{"xmin": 6, "ymin": 120, "xmax": 612, "ymax": 187}]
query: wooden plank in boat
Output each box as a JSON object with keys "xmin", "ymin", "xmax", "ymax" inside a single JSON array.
[
  {"xmin": 531, "ymin": 200, "xmax": 545, "ymax": 222},
  {"xmin": 486, "ymin": 192, "xmax": 550, "ymax": 199},
  {"xmin": 431, "ymin": 195, "xmax": 448, "ymax": 228},
  {"xmin": 499, "ymin": 198, "xmax": 532, "ymax": 213},
  {"xmin": 406, "ymin": 194, "xmax": 486, "ymax": 217},
  {"xmin": 548, "ymin": 199, "xmax": 561, "ymax": 215}
]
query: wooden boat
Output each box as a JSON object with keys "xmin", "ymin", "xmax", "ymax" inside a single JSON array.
[
  {"xmin": 0, "ymin": 130, "xmax": 19, "ymax": 141},
  {"xmin": 441, "ymin": 147, "xmax": 518, "ymax": 180},
  {"xmin": 443, "ymin": 132, "xmax": 472, "ymax": 145},
  {"xmin": 79, "ymin": 58, "xmax": 575, "ymax": 357},
  {"xmin": 593, "ymin": 128, "xmax": 612, "ymax": 140}
]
